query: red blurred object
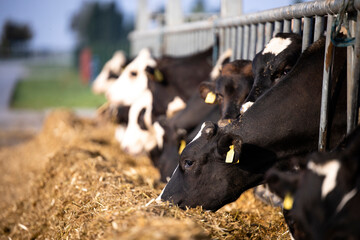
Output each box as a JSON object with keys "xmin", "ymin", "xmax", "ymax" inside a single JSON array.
[{"xmin": 80, "ymin": 47, "xmax": 92, "ymax": 84}]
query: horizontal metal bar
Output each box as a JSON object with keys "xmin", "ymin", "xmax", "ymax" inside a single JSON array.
[{"xmin": 130, "ymin": 0, "xmax": 359, "ymax": 40}]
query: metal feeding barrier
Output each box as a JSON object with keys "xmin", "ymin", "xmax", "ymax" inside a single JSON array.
[{"xmin": 129, "ymin": 0, "xmax": 360, "ymax": 151}]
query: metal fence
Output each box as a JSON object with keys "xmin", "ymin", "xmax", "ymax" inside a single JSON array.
[{"xmin": 129, "ymin": 0, "xmax": 360, "ymax": 151}]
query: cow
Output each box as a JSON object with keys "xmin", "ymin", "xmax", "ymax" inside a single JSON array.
[
  {"xmin": 117, "ymin": 49, "xmax": 225, "ymax": 158},
  {"xmin": 156, "ymin": 95, "xmax": 220, "ymax": 182},
  {"xmin": 156, "ymin": 36, "xmax": 347, "ymax": 211},
  {"xmin": 199, "ymin": 59, "xmax": 253, "ymax": 120},
  {"xmin": 106, "ymin": 47, "xmax": 213, "ymax": 106},
  {"xmin": 266, "ymin": 126, "xmax": 360, "ymax": 240},
  {"xmin": 240, "ymin": 32, "xmax": 302, "ymax": 113},
  {"xmin": 92, "ymin": 50, "xmax": 127, "ymax": 95}
]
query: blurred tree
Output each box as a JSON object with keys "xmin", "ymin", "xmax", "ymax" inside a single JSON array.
[
  {"xmin": 0, "ymin": 21, "xmax": 33, "ymax": 57},
  {"xmin": 71, "ymin": 1, "xmax": 133, "ymax": 73},
  {"xmin": 71, "ymin": 2, "xmax": 124, "ymax": 44},
  {"xmin": 191, "ymin": 0, "xmax": 206, "ymax": 13}
]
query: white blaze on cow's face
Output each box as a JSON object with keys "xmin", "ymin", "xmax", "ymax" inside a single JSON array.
[
  {"xmin": 106, "ymin": 48, "xmax": 156, "ymax": 106},
  {"xmin": 92, "ymin": 51, "xmax": 126, "ymax": 95},
  {"xmin": 262, "ymin": 37, "xmax": 292, "ymax": 56},
  {"xmin": 307, "ymin": 159, "xmax": 341, "ymax": 199},
  {"xmin": 121, "ymin": 90, "xmax": 165, "ymax": 155},
  {"xmin": 188, "ymin": 122, "xmax": 206, "ymax": 145}
]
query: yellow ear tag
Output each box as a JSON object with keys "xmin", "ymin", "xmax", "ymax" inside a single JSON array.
[
  {"xmin": 283, "ymin": 192, "xmax": 294, "ymax": 210},
  {"xmin": 178, "ymin": 140, "xmax": 186, "ymax": 155},
  {"xmin": 205, "ymin": 92, "xmax": 216, "ymax": 104},
  {"xmin": 225, "ymin": 145, "xmax": 235, "ymax": 163},
  {"xmin": 154, "ymin": 69, "xmax": 164, "ymax": 82}
]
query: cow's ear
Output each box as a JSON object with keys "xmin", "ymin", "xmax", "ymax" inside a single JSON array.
[
  {"xmin": 199, "ymin": 81, "xmax": 216, "ymax": 104},
  {"xmin": 145, "ymin": 66, "xmax": 164, "ymax": 83},
  {"xmin": 265, "ymin": 168, "xmax": 300, "ymax": 201},
  {"xmin": 217, "ymin": 134, "xmax": 242, "ymax": 164}
]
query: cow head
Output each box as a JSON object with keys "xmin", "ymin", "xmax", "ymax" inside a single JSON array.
[
  {"xmin": 241, "ymin": 33, "xmax": 302, "ymax": 113},
  {"xmin": 200, "ymin": 60, "xmax": 253, "ymax": 120},
  {"xmin": 266, "ymin": 129, "xmax": 360, "ymax": 239},
  {"xmin": 157, "ymin": 121, "xmax": 268, "ymax": 211},
  {"xmin": 92, "ymin": 51, "xmax": 126, "ymax": 95},
  {"xmin": 120, "ymin": 90, "xmax": 165, "ymax": 155},
  {"xmin": 106, "ymin": 48, "xmax": 157, "ymax": 106}
]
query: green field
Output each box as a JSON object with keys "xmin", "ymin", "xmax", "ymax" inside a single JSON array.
[{"xmin": 11, "ymin": 64, "xmax": 106, "ymax": 109}]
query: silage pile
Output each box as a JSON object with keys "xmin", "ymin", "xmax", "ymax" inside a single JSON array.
[{"xmin": 0, "ymin": 110, "xmax": 290, "ymax": 239}]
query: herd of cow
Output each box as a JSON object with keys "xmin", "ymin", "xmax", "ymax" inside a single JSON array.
[{"xmin": 92, "ymin": 32, "xmax": 359, "ymax": 239}]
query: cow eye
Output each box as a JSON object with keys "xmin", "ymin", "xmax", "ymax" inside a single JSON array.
[
  {"xmin": 130, "ymin": 71, "xmax": 138, "ymax": 77},
  {"xmin": 184, "ymin": 159, "xmax": 194, "ymax": 168}
]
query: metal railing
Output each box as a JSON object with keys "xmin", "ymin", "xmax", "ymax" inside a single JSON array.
[{"xmin": 128, "ymin": 0, "xmax": 360, "ymax": 151}]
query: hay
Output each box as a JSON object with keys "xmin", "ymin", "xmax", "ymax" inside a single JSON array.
[{"xmin": 0, "ymin": 110, "xmax": 290, "ymax": 239}]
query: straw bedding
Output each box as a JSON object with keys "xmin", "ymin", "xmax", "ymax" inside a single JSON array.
[{"xmin": 0, "ymin": 110, "xmax": 290, "ymax": 239}]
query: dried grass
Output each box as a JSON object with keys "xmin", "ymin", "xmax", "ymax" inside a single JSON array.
[{"xmin": 0, "ymin": 110, "xmax": 290, "ymax": 240}]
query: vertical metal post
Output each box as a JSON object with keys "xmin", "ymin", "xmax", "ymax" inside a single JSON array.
[
  {"xmin": 348, "ymin": 12, "xmax": 360, "ymax": 132},
  {"xmin": 314, "ymin": 16, "xmax": 325, "ymax": 42},
  {"xmin": 318, "ymin": 15, "xmax": 334, "ymax": 151},
  {"xmin": 302, "ymin": 16, "xmax": 313, "ymax": 52},
  {"xmin": 274, "ymin": 20, "xmax": 283, "ymax": 35},
  {"xmin": 283, "ymin": 19, "xmax": 291, "ymax": 33},
  {"xmin": 293, "ymin": 18, "xmax": 302, "ymax": 35},
  {"xmin": 219, "ymin": 28, "xmax": 225, "ymax": 56},
  {"xmin": 225, "ymin": 27, "xmax": 231, "ymax": 52},
  {"xmin": 213, "ymin": 27, "xmax": 219, "ymax": 66},
  {"xmin": 265, "ymin": 22, "xmax": 273, "ymax": 44},
  {"xmin": 249, "ymin": 24, "xmax": 257, "ymax": 59},
  {"xmin": 256, "ymin": 23, "xmax": 265, "ymax": 53},
  {"xmin": 230, "ymin": 27, "xmax": 237, "ymax": 61},
  {"xmin": 243, "ymin": 25, "xmax": 250, "ymax": 59},
  {"xmin": 236, "ymin": 26, "xmax": 243, "ymax": 59}
]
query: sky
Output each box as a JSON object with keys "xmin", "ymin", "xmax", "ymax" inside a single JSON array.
[{"xmin": 0, "ymin": 0, "xmax": 299, "ymax": 52}]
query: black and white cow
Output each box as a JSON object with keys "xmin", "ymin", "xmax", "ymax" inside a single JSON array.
[
  {"xmin": 199, "ymin": 59, "xmax": 253, "ymax": 120},
  {"xmin": 266, "ymin": 126, "xmax": 360, "ymax": 240},
  {"xmin": 106, "ymin": 47, "xmax": 213, "ymax": 106},
  {"xmin": 114, "ymin": 47, "xmax": 214, "ymax": 155},
  {"xmin": 155, "ymin": 94, "xmax": 221, "ymax": 182},
  {"xmin": 240, "ymin": 33, "xmax": 302, "ymax": 113},
  {"xmin": 157, "ymin": 36, "xmax": 347, "ymax": 211},
  {"xmin": 92, "ymin": 50, "xmax": 127, "ymax": 95}
]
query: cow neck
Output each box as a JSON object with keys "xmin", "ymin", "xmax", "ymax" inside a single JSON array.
[
  {"xmin": 158, "ymin": 48, "xmax": 213, "ymax": 100},
  {"xmin": 227, "ymin": 37, "xmax": 347, "ymax": 160},
  {"xmin": 147, "ymin": 77, "xmax": 178, "ymax": 118}
]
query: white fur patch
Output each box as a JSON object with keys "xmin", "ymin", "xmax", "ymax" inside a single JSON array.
[
  {"xmin": 262, "ymin": 37, "xmax": 292, "ymax": 56},
  {"xmin": 336, "ymin": 188, "xmax": 357, "ymax": 213},
  {"xmin": 240, "ymin": 101, "xmax": 254, "ymax": 114},
  {"xmin": 166, "ymin": 96, "xmax": 186, "ymax": 118},
  {"xmin": 92, "ymin": 51, "xmax": 125, "ymax": 95},
  {"xmin": 153, "ymin": 121, "xmax": 165, "ymax": 149},
  {"xmin": 106, "ymin": 48, "xmax": 156, "ymax": 106},
  {"xmin": 189, "ymin": 122, "xmax": 206, "ymax": 145},
  {"xmin": 210, "ymin": 48, "xmax": 233, "ymax": 80},
  {"xmin": 121, "ymin": 89, "xmax": 155, "ymax": 155},
  {"xmin": 114, "ymin": 124, "xmax": 127, "ymax": 144},
  {"xmin": 307, "ymin": 160, "xmax": 341, "ymax": 199}
]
